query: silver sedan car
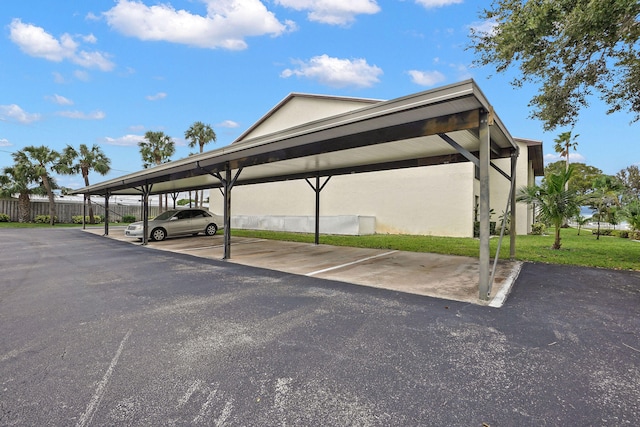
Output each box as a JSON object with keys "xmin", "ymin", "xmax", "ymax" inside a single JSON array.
[{"xmin": 125, "ymin": 208, "xmax": 222, "ymax": 241}]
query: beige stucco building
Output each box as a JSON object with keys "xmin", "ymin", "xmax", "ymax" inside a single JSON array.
[{"xmin": 210, "ymin": 93, "xmax": 543, "ymax": 238}]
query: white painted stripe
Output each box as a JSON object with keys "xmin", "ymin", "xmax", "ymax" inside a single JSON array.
[
  {"xmin": 177, "ymin": 379, "xmax": 204, "ymax": 408},
  {"xmin": 488, "ymin": 262, "xmax": 523, "ymax": 308},
  {"xmin": 76, "ymin": 330, "xmax": 132, "ymax": 427},
  {"xmin": 306, "ymin": 250, "xmax": 397, "ymax": 276}
]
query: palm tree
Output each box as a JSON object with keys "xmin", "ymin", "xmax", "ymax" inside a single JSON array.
[
  {"xmin": 57, "ymin": 144, "xmax": 111, "ymax": 224},
  {"xmin": 554, "ymin": 131, "xmax": 579, "ymax": 191},
  {"xmin": 624, "ymin": 200, "xmax": 640, "ymax": 232},
  {"xmin": 574, "ymin": 214, "xmax": 589, "ymax": 236},
  {"xmin": 0, "ymin": 165, "xmax": 39, "ymax": 222},
  {"xmin": 15, "ymin": 146, "xmax": 60, "ymax": 225},
  {"xmin": 138, "ymin": 131, "xmax": 175, "ymax": 212},
  {"xmin": 517, "ymin": 166, "xmax": 581, "ymax": 249},
  {"xmin": 184, "ymin": 121, "xmax": 216, "ymax": 207},
  {"xmin": 588, "ymin": 175, "xmax": 624, "ymax": 240}
]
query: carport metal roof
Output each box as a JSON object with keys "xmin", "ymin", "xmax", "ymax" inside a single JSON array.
[
  {"xmin": 74, "ymin": 80, "xmax": 517, "ymax": 196},
  {"xmin": 73, "ymin": 79, "xmax": 521, "ymax": 301}
]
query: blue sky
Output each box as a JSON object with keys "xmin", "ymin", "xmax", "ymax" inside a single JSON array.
[{"xmin": 1, "ymin": 0, "xmax": 638, "ymax": 191}]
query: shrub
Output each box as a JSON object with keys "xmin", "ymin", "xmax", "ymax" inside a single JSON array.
[
  {"xmin": 473, "ymin": 221, "xmax": 497, "ymax": 237},
  {"xmin": 0, "ymin": 213, "xmax": 10, "ymax": 222},
  {"xmin": 71, "ymin": 215, "xmax": 103, "ymax": 224},
  {"xmin": 618, "ymin": 230, "xmax": 629, "ymax": 239},
  {"xmin": 34, "ymin": 215, "xmax": 57, "ymax": 224},
  {"xmin": 122, "ymin": 215, "xmax": 136, "ymax": 223},
  {"xmin": 592, "ymin": 229, "xmax": 612, "ymax": 236},
  {"xmin": 530, "ymin": 223, "xmax": 546, "ymax": 235},
  {"xmin": 630, "ymin": 231, "xmax": 640, "ymax": 241}
]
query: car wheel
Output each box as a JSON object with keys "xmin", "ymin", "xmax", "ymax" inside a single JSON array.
[
  {"xmin": 151, "ymin": 228, "xmax": 167, "ymax": 241},
  {"xmin": 205, "ymin": 223, "xmax": 218, "ymax": 236}
]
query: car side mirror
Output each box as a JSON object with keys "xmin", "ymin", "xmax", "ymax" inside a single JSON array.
[{"xmin": 170, "ymin": 217, "xmax": 178, "ymax": 221}]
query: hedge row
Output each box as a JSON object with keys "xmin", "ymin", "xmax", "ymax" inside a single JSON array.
[
  {"xmin": 0, "ymin": 213, "xmax": 140, "ymax": 224},
  {"xmin": 592, "ymin": 229, "xmax": 640, "ymax": 240}
]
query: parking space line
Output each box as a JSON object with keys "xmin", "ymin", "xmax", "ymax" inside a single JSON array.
[
  {"xmin": 76, "ymin": 330, "xmax": 132, "ymax": 427},
  {"xmin": 306, "ymin": 251, "xmax": 398, "ymax": 277}
]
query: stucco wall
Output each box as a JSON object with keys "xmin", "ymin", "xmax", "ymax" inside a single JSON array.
[
  {"xmin": 243, "ymin": 96, "xmax": 379, "ymax": 140},
  {"xmin": 210, "ymin": 163, "xmax": 475, "ymax": 237}
]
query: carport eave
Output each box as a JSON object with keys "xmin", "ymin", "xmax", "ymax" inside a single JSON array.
[{"xmin": 70, "ymin": 79, "xmax": 517, "ymax": 199}]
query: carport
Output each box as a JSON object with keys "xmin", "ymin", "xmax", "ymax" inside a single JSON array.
[{"xmin": 72, "ymin": 79, "xmax": 519, "ymax": 301}]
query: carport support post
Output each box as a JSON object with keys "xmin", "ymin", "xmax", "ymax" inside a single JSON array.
[
  {"xmin": 103, "ymin": 192, "xmax": 110, "ymax": 236},
  {"xmin": 82, "ymin": 194, "xmax": 87, "ymax": 230},
  {"xmin": 305, "ymin": 174, "xmax": 332, "ymax": 245},
  {"xmin": 315, "ymin": 175, "xmax": 320, "ymax": 244},
  {"xmin": 141, "ymin": 184, "xmax": 152, "ymax": 246},
  {"xmin": 223, "ymin": 166, "xmax": 232, "ymax": 259},
  {"xmin": 510, "ymin": 152, "xmax": 517, "ymax": 259},
  {"xmin": 208, "ymin": 164, "xmax": 242, "ymax": 260},
  {"xmin": 478, "ymin": 111, "xmax": 491, "ymax": 300}
]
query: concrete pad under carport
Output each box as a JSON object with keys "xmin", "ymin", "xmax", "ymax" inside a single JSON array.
[{"xmin": 88, "ymin": 227, "xmax": 521, "ymax": 306}]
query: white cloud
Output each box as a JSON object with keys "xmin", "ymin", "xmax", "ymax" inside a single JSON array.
[
  {"xmin": 101, "ymin": 134, "xmax": 144, "ymax": 146},
  {"xmin": 86, "ymin": 12, "xmax": 100, "ymax": 21},
  {"xmin": 415, "ymin": 0, "xmax": 463, "ymax": 8},
  {"xmin": 57, "ymin": 110, "xmax": 106, "ymax": 120},
  {"xmin": 53, "ymin": 72, "xmax": 67, "ymax": 84},
  {"xmin": 82, "ymin": 34, "xmax": 98, "ymax": 44},
  {"xmin": 146, "ymin": 92, "xmax": 167, "ymax": 101},
  {"xmin": 46, "ymin": 94, "xmax": 74, "ymax": 106},
  {"xmin": 73, "ymin": 50, "xmax": 115, "ymax": 71},
  {"xmin": 120, "ymin": 66, "xmax": 136, "ymax": 77},
  {"xmin": 0, "ymin": 138, "xmax": 11, "ymax": 147},
  {"xmin": 276, "ymin": 0, "xmax": 380, "ymax": 25},
  {"xmin": 74, "ymin": 70, "xmax": 90, "ymax": 81},
  {"xmin": 103, "ymin": 0, "xmax": 294, "ymax": 50},
  {"xmin": 217, "ymin": 120, "xmax": 239, "ymax": 128},
  {"xmin": 281, "ymin": 54, "xmax": 382, "ymax": 88},
  {"xmin": 9, "ymin": 19, "xmax": 115, "ymax": 71},
  {"xmin": 408, "ymin": 69, "xmax": 446, "ymax": 86},
  {"xmin": 544, "ymin": 152, "xmax": 587, "ymax": 164},
  {"xmin": 469, "ymin": 19, "xmax": 498, "ymax": 36},
  {"xmin": 450, "ymin": 63, "xmax": 471, "ymax": 80},
  {"xmin": 0, "ymin": 104, "xmax": 42, "ymax": 124}
]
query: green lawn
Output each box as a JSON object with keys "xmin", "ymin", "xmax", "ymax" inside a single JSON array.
[
  {"xmin": 232, "ymin": 228, "xmax": 640, "ymax": 271},
  {"xmin": 1, "ymin": 222, "xmax": 637, "ymax": 271}
]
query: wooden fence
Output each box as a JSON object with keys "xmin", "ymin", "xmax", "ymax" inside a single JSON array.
[{"xmin": 0, "ymin": 198, "xmax": 160, "ymax": 223}]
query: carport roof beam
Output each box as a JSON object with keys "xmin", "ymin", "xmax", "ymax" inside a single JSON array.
[{"xmin": 70, "ymin": 79, "xmax": 517, "ymax": 198}]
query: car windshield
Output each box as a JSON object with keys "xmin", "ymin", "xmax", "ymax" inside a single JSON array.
[{"xmin": 153, "ymin": 210, "xmax": 177, "ymax": 221}]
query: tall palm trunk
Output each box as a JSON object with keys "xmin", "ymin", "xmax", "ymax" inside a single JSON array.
[
  {"xmin": 553, "ymin": 225, "xmax": 562, "ymax": 249},
  {"xmin": 18, "ymin": 192, "xmax": 30, "ymax": 223},
  {"xmin": 85, "ymin": 195, "xmax": 95, "ymax": 224},
  {"xmin": 82, "ymin": 170, "xmax": 96, "ymax": 224},
  {"xmin": 41, "ymin": 174, "xmax": 56, "ymax": 225}
]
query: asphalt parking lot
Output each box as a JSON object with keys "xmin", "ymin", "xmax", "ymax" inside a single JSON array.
[{"xmin": 1, "ymin": 228, "xmax": 639, "ymax": 425}]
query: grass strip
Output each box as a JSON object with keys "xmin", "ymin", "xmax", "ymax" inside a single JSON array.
[{"xmin": 232, "ymin": 228, "xmax": 639, "ymax": 271}]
